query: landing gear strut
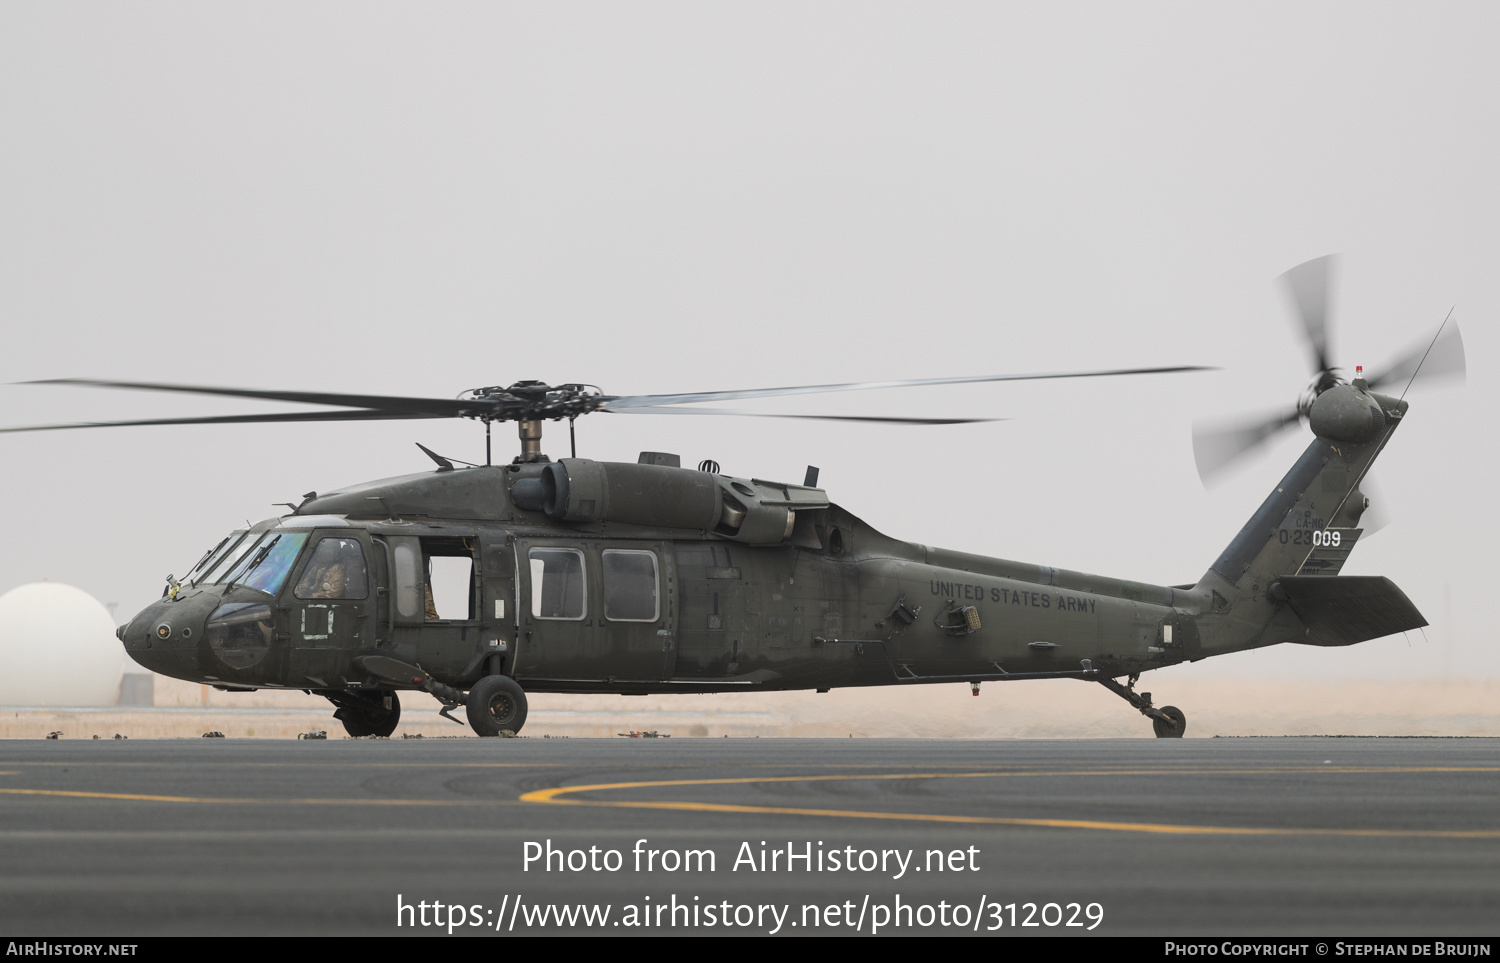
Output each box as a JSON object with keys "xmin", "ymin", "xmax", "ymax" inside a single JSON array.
[
  {"xmin": 1098, "ymin": 673, "xmax": 1186, "ymax": 738},
  {"xmin": 327, "ymin": 689, "xmax": 402, "ymax": 738}
]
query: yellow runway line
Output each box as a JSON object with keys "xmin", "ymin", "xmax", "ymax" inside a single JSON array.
[
  {"xmin": 0, "ymin": 787, "xmax": 519, "ymax": 807},
  {"xmin": 520, "ymin": 768, "xmax": 1500, "ymax": 838}
]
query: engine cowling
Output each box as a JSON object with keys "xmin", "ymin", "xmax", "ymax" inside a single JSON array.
[{"xmin": 509, "ymin": 459, "xmax": 827, "ymax": 544}]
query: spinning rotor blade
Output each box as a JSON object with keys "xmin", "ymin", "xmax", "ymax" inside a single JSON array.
[
  {"xmin": 602, "ymin": 365, "xmax": 1214, "ymax": 410},
  {"xmin": 1366, "ymin": 319, "xmax": 1465, "ymax": 393},
  {"xmin": 1280, "ymin": 255, "xmax": 1336, "ymax": 376},
  {"xmin": 11, "ymin": 364, "xmax": 1208, "ymax": 438},
  {"xmin": 0, "ymin": 408, "xmax": 444, "ymax": 434},
  {"xmin": 25, "ymin": 378, "xmax": 481, "ymax": 417},
  {"xmin": 1192, "ymin": 406, "xmax": 1303, "ymax": 483},
  {"xmin": 1357, "ymin": 475, "xmax": 1391, "ymax": 538},
  {"xmin": 610, "ymin": 406, "xmax": 1002, "ymax": 425}
]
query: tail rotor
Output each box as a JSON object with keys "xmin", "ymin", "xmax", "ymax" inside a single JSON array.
[{"xmin": 1192, "ymin": 255, "xmax": 1464, "ymax": 486}]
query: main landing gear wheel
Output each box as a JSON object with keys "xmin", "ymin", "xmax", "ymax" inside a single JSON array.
[
  {"xmin": 466, "ymin": 675, "xmax": 528, "ymax": 737},
  {"xmin": 332, "ymin": 691, "xmax": 402, "ymax": 738},
  {"xmin": 1096, "ymin": 676, "xmax": 1187, "ymax": 739},
  {"xmin": 1153, "ymin": 705, "xmax": 1186, "ymax": 738}
]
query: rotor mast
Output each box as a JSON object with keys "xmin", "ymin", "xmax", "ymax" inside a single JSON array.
[
  {"xmin": 461, "ymin": 381, "xmax": 606, "ymax": 464},
  {"xmin": 518, "ymin": 419, "xmax": 545, "ymax": 463}
]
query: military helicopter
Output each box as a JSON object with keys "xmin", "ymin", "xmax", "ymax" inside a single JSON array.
[{"xmin": 5, "ymin": 256, "xmax": 1462, "ymax": 738}]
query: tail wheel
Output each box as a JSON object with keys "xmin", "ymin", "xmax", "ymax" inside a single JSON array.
[
  {"xmin": 466, "ymin": 675, "xmax": 528, "ymax": 737},
  {"xmin": 1152, "ymin": 705, "xmax": 1186, "ymax": 738}
]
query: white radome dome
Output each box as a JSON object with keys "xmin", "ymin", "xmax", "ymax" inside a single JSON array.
[{"xmin": 0, "ymin": 583, "xmax": 126, "ymax": 706}]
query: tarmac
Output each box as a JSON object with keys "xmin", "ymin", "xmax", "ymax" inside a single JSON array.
[
  {"xmin": 8, "ymin": 675, "xmax": 1500, "ymax": 740},
  {"xmin": 1, "ymin": 736, "xmax": 1497, "ymax": 936}
]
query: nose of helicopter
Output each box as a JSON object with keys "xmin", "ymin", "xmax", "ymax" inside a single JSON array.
[{"xmin": 118, "ymin": 588, "xmax": 224, "ymax": 679}]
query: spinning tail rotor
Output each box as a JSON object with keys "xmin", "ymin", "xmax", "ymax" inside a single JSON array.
[{"xmin": 1192, "ymin": 255, "xmax": 1465, "ymax": 485}]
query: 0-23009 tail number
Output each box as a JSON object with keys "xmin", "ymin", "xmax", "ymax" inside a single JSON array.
[{"xmin": 1280, "ymin": 529, "xmax": 1342, "ymax": 547}]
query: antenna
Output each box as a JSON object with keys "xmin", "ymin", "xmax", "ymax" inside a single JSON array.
[
  {"xmin": 1401, "ymin": 307, "xmax": 1456, "ymax": 401},
  {"xmin": 416, "ymin": 443, "xmax": 455, "ymax": 472}
]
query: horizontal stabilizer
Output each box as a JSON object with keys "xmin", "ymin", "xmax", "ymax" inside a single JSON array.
[{"xmin": 1272, "ymin": 576, "xmax": 1427, "ymax": 646}]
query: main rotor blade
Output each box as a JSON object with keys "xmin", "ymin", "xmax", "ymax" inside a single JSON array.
[
  {"xmin": 603, "ymin": 366, "xmax": 1215, "ymax": 410},
  {"xmin": 1191, "ymin": 406, "xmax": 1303, "ymax": 483},
  {"xmin": 1366, "ymin": 319, "xmax": 1465, "ymax": 393},
  {"xmin": 0, "ymin": 408, "xmax": 445, "ymax": 434},
  {"xmin": 610, "ymin": 406, "xmax": 1002, "ymax": 425},
  {"xmin": 1279, "ymin": 255, "xmax": 1336, "ymax": 376},
  {"xmin": 24, "ymin": 378, "xmax": 484, "ymax": 417}
]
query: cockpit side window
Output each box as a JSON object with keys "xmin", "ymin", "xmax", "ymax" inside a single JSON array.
[{"xmin": 294, "ymin": 537, "xmax": 369, "ymax": 600}]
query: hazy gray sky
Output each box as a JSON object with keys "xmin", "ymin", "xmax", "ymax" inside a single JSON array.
[{"xmin": 1, "ymin": 3, "xmax": 1494, "ymax": 684}]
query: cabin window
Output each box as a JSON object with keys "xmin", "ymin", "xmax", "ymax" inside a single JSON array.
[
  {"xmin": 426, "ymin": 556, "xmax": 473, "ymax": 620},
  {"xmin": 602, "ymin": 550, "xmax": 659, "ymax": 622},
  {"xmin": 529, "ymin": 548, "xmax": 586, "ymax": 620},
  {"xmin": 421, "ymin": 537, "xmax": 478, "ymax": 621},
  {"xmin": 294, "ymin": 537, "xmax": 369, "ymax": 600}
]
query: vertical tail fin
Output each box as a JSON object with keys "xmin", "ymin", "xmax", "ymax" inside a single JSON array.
[
  {"xmin": 1187, "ymin": 387, "xmax": 1417, "ymax": 655},
  {"xmin": 1204, "ymin": 391, "xmax": 1405, "ymax": 590}
]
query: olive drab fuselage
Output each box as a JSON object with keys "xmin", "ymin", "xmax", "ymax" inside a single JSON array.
[
  {"xmin": 120, "ymin": 460, "xmax": 1182, "ymax": 695},
  {"xmin": 119, "ymin": 386, "xmax": 1426, "ymax": 713}
]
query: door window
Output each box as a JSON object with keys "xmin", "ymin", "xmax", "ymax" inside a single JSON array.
[
  {"xmin": 529, "ymin": 548, "xmax": 586, "ymax": 620},
  {"xmin": 602, "ymin": 550, "xmax": 659, "ymax": 622},
  {"xmin": 294, "ymin": 537, "xmax": 369, "ymax": 600}
]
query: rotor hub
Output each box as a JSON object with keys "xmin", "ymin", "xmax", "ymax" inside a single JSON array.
[{"xmin": 457, "ymin": 381, "xmax": 606, "ymax": 423}]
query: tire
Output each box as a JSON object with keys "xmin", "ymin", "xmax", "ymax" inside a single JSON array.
[
  {"xmin": 1152, "ymin": 705, "xmax": 1186, "ymax": 738},
  {"xmin": 466, "ymin": 675, "xmax": 528, "ymax": 737},
  {"xmin": 335, "ymin": 691, "xmax": 401, "ymax": 738}
]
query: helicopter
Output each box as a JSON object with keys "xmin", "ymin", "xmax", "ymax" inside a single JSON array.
[{"xmin": 4, "ymin": 256, "xmax": 1461, "ymax": 738}]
